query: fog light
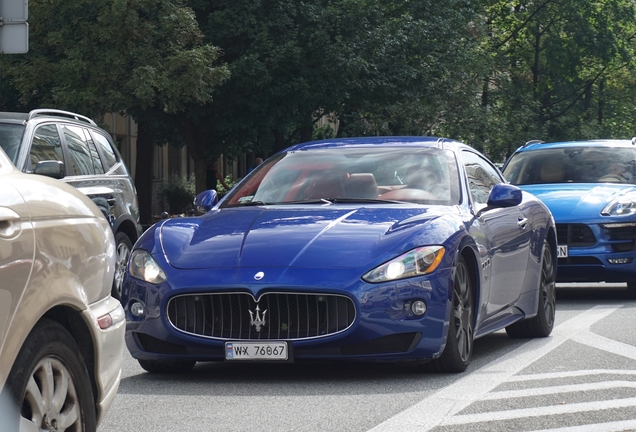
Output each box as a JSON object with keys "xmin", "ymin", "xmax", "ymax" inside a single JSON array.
[
  {"xmin": 130, "ymin": 301, "xmax": 146, "ymax": 317},
  {"xmin": 411, "ymin": 300, "xmax": 427, "ymax": 316},
  {"xmin": 608, "ymin": 258, "xmax": 633, "ymax": 264}
]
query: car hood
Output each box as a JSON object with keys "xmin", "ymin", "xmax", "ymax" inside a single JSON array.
[
  {"xmin": 159, "ymin": 206, "xmax": 459, "ymax": 270},
  {"xmin": 518, "ymin": 183, "xmax": 635, "ymax": 222}
]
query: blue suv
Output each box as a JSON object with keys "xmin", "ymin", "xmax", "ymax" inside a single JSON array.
[{"xmin": 502, "ymin": 139, "xmax": 636, "ymax": 298}]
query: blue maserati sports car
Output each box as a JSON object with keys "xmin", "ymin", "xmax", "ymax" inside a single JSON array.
[
  {"xmin": 122, "ymin": 137, "xmax": 557, "ymax": 374},
  {"xmin": 503, "ymin": 139, "xmax": 636, "ymax": 298}
]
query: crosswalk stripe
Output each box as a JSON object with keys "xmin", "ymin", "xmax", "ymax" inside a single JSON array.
[
  {"xmin": 441, "ymin": 397, "xmax": 636, "ymax": 425},
  {"xmin": 368, "ymin": 305, "xmax": 623, "ymax": 432},
  {"xmin": 484, "ymin": 380, "xmax": 636, "ymax": 399}
]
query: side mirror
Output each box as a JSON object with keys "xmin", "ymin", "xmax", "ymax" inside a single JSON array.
[
  {"xmin": 193, "ymin": 190, "xmax": 219, "ymax": 214},
  {"xmin": 34, "ymin": 160, "xmax": 65, "ymax": 179},
  {"xmin": 487, "ymin": 183, "xmax": 522, "ymax": 208}
]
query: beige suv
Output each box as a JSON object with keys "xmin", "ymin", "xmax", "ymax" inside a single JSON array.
[
  {"xmin": 0, "ymin": 109, "xmax": 143, "ymax": 299},
  {"xmin": 0, "ymin": 147, "xmax": 125, "ymax": 430}
]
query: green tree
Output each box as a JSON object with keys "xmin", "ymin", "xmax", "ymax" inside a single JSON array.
[
  {"xmin": 186, "ymin": 0, "xmax": 486, "ymax": 162},
  {"xmin": 5, "ymin": 0, "xmax": 229, "ymax": 224},
  {"xmin": 478, "ymin": 0, "xmax": 636, "ymax": 160}
]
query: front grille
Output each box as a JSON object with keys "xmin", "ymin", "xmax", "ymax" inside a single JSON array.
[
  {"xmin": 556, "ymin": 223, "xmax": 596, "ymax": 247},
  {"xmin": 167, "ymin": 292, "xmax": 356, "ymax": 341}
]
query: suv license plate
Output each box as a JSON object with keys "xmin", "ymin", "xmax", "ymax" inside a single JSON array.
[
  {"xmin": 557, "ymin": 245, "xmax": 568, "ymax": 258},
  {"xmin": 225, "ymin": 342, "xmax": 288, "ymax": 360}
]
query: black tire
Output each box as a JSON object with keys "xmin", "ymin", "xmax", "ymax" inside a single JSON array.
[
  {"xmin": 428, "ymin": 255, "xmax": 474, "ymax": 373},
  {"xmin": 506, "ymin": 241, "xmax": 556, "ymax": 338},
  {"xmin": 2, "ymin": 319, "xmax": 96, "ymax": 432},
  {"xmin": 138, "ymin": 359, "xmax": 196, "ymax": 374},
  {"xmin": 626, "ymin": 282, "xmax": 636, "ymax": 300},
  {"xmin": 112, "ymin": 231, "xmax": 133, "ymax": 300}
]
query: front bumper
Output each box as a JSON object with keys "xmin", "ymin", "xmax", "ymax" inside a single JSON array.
[{"xmin": 122, "ymin": 267, "xmax": 454, "ymax": 363}]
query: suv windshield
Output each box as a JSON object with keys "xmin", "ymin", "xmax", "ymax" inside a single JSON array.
[
  {"xmin": 504, "ymin": 147, "xmax": 636, "ymax": 185},
  {"xmin": 0, "ymin": 124, "xmax": 26, "ymax": 163},
  {"xmin": 223, "ymin": 147, "xmax": 461, "ymax": 206}
]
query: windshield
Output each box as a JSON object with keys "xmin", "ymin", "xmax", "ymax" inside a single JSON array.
[
  {"xmin": 223, "ymin": 147, "xmax": 461, "ymax": 207},
  {"xmin": 504, "ymin": 147, "xmax": 636, "ymax": 185},
  {"xmin": 0, "ymin": 124, "xmax": 25, "ymax": 163}
]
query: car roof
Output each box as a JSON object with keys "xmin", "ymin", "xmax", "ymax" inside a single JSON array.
[
  {"xmin": 515, "ymin": 138, "xmax": 636, "ymax": 152},
  {"xmin": 284, "ymin": 136, "xmax": 466, "ymax": 152}
]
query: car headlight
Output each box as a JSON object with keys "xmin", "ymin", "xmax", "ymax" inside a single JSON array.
[
  {"xmin": 601, "ymin": 192, "xmax": 636, "ymax": 216},
  {"xmin": 129, "ymin": 250, "xmax": 167, "ymax": 284},
  {"xmin": 362, "ymin": 246, "xmax": 445, "ymax": 283}
]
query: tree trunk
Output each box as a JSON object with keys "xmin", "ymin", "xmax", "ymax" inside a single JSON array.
[
  {"xmin": 183, "ymin": 118, "xmax": 212, "ymax": 194},
  {"xmin": 135, "ymin": 120, "xmax": 154, "ymax": 227}
]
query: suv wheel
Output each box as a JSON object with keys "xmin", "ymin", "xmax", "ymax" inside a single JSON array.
[
  {"xmin": 113, "ymin": 232, "xmax": 133, "ymax": 300},
  {"xmin": 3, "ymin": 319, "xmax": 96, "ymax": 431}
]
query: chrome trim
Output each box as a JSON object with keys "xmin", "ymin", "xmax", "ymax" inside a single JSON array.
[{"xmin": 166, "ymin": 291, "xmax": 356, "ymax": 341}]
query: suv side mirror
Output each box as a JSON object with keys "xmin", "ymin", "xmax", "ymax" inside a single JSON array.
[
  {"xmin": 34, "ymin": 160, "xmax": 65, "ymax": 179},
  {"xmin": 194, "ymin": 190, "xmax": 219, "ymax": 214}
]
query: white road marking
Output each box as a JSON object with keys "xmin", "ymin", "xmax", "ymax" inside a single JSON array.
[
  {"xmin": 483, "ymin": 380, "xmax": 636, "ymax": 399},
  {"xmin": 441, "ymin": 397, "xmax": 636, "ymax": 425},
  {"xmin": 368, "ymin": 305, "xmax": 623, "ymax": 432},
  {"xmin": 530, "ymin": 419, "xmax": 636, "ymax": 431},
  {"xmin": 507, "ymin": 369, "xmax": 636, "ymax": 382}
]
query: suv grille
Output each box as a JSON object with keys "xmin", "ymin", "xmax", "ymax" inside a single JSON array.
[
  {"xmin": 603, "ymin": 224, "xmax": 636, "ymax": 252},
  {"xmin": 556, "ymin": 223, "xmax": 596, "ymax": 247},
  {"xmin": 167, "ymin": 292, "xmax": 356, "ymax": 340}
]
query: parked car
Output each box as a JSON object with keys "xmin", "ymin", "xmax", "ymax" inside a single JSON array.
[
  {"xmin": 0, "ymin": 109, "xmax": 143, "ymax": 299},
  {"xmin": 0, "ymin": 147, "xmax": 125, "ymax": 430},
  {"xmin": 502, "ymin": 139, "xmax": 636, "ymax": 298},
  {"xmin": 122, "ymin": 136, "xmax": 557, "ymax": 374}
]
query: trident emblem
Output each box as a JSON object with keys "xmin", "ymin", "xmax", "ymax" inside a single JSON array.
[{"xmin": 249, "ymin": 305, "xmax": 267, "ymax": 332}]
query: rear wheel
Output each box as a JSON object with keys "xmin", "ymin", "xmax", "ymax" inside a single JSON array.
[
  {"xmin": 626, "ymin": 282, "xmax": 636, "ymax": 300},
  {"xmin": 506, "ymin": 241, "xmax": 556, "ymax": 338},
  {"xmin": 428, "ymin": 255, "xmax": 474, "ymax": 373},
  {"xmin": 3, "ymin": 319, "xmax": 96, "ymax": 432},
  {"xmin": 138, "ymin": 359, "xmax": 196, "ymax": 374},
  {"xmin": 112, "ymin": 232, "xmax": 133, "ymax": 300}
]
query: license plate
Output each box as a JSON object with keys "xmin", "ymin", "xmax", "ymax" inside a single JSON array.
[
  {"xmin": 225, "ymin": 341, "xmax": 288, "ymax": 361},
  {"xmin": 557, "ymin": 245, "xmax": 568, "ymax": 258}
]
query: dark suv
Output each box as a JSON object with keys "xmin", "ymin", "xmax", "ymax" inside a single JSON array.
[{"xmin": 0, "ymin": 108, "xmax": 143, "ymax": 299}]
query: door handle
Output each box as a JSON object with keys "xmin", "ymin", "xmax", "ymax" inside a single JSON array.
[
  {"xmin": 0, "ymin": 207, "xmax": 21, "ymax": 239},
  {"xmin": 517, "ymin": 217, "xmax": 528, "ymax": 230}
]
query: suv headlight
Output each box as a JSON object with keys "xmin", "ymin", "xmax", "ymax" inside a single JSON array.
[
  {"xmin": 129, "ymin": 250, "xmax": 167, "ymax": 283},
  {"xmin": 601, "ymin": 192, "xmax": 636, "ymax": 216},
  {"xmin": 363, "ymin": 246, "xmax": 445, "ymax": 283}
]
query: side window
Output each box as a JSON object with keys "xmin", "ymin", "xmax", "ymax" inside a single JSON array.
[
  {"xmin": 462, "ymin": 151, "xmax": 502, "ymax": 205},
  {"xmin": 29, "ymin": 125, "xmax": 63, "ymax": 170},
  {"xmin": 91, "ymin": 131, "xmax": 118, "ymax": 170},
  {"xmin": 63, "ymin": 125, "xmax": 94, "ymax": 176},
  {"xmin": 85, "ymin": 131, "xmax": 105, "ymax": 174}
]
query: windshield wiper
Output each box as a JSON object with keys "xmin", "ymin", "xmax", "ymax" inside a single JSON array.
[
  {"xmin": 235, "ymin": 200, "xmax": 268, "ymax": 206},
  {"xmin": 331, "ymin": 197, "xmax": 406, "ymax": 204}
]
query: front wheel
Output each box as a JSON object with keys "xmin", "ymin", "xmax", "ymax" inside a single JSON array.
[
  {"xmin": 112, "ymin": 232, "xmax": 133, "ymax": 300},
  {"xmin": 428, "ymin": 255, "xmax": 474, "ymax": 373},
  {"xmin": 506, "ymin": 241, "xmax": 556, "ymax": 338},
  {"xmin": 2, "ymin": 319, "xmax": 96, "ymax": 432}
]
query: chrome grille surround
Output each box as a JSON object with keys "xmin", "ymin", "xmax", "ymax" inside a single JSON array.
[{"xmin": 166, "ymin": 292, "xmax": 356, "ymax": 341}]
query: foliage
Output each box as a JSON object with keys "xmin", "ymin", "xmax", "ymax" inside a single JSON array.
[
  {"xmin": 215, "ymin": 174, "xmax": 240, "ymax": 198},
  {"xmin": 159, "ymin": 173, "xmax": 196, "ymax": 215}
]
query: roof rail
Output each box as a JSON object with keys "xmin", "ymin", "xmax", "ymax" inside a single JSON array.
[
  {"xmin": 523, "ymin": 140, "xmax": 545, "ymax": 147},
  {"xmin": 27, "ymin": 109, "xmax": 97, "ymax": 126}
]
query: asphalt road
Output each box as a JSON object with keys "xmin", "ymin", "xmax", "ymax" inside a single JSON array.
[{"xmin": 99, "ymin": 284, "xmax": 636, "ymax": 432}]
